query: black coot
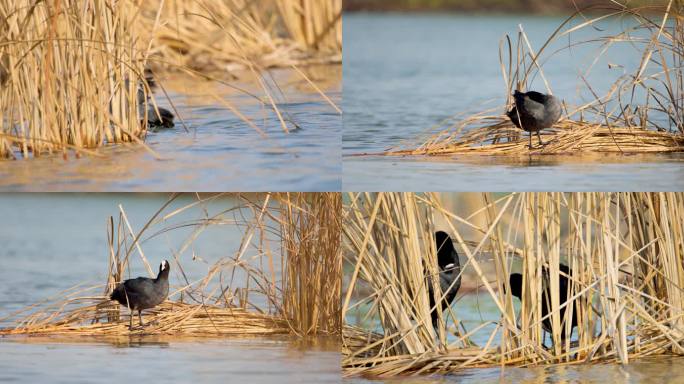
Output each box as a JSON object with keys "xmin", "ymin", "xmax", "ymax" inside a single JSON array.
[
  {"xmin": 427, "ymin": 231, "xmax": 462, "ymax": 328},
  {"xmin": 507, "ymin": 90, "xmax": 562, "ymax": 148},
  {"xmin": 133, "ymin": 71, "xmax": 175, "ymax": 128},
  {"xmin": 110, "ymin": 260, "xmax": 170, "ymax": 329},
  {"xmin": 509, "ymin": 264, "xmax": 578, "ymax": 345},
  {"xmin": 146, "ymin": 106, "xmax": 175, "ymax": 128}
]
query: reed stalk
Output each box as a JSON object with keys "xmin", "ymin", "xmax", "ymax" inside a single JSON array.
[{"xmin": 280, "ymin": 192, "xmax": 342, "ymax": 336}]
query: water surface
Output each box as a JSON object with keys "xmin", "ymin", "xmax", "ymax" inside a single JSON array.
[
  {"xmin": 0, "ymin": 336, "xmax": 339, "ymax": 384},
  {"xmin": 342, "ymin": 14, "xmax": 684, "ymax": 191},
  {"xmin": 0, "ymin": 67, "xmax": 341, "ymax": 191}
]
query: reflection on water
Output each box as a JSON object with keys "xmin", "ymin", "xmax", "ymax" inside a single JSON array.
[
  {"xmin": 0, "ymin": 336, "xmax": 340, "ymax": 384},
  {"xmin": 344, "ymin": 153, "xmax": 684, "ymax": 191},
  {"xmin": 0, "ymin": 66, "xmax": 341, "ymax": 191},
  {"xmin": 342, "ymin": 13, "xmax": 684, "ymax": 191}
]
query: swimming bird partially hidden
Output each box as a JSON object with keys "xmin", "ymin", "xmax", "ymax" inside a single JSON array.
[
  {"xmin": 110, "ymin": 260, "xmax": 170, "ymax": 329},
  {"xmin": 507, "ymin": 90, "xmax": 562, "ymax": 149},
  {"xmin": 509, "ymin": 264, "xmax": 578, "ymax": 346},
  {"xmin": 427, "ymin": 231, "xmax": 462, "ymax": 328},
  {"xmin": 128, "ymin": 70, "xmax": 175, "ymax": 128},
  {"xmin": 145, "ymin": 105, "xmax": 175, "ymax": 128}
]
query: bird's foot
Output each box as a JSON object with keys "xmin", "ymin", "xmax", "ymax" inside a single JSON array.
[{"xmin": 527, "ymin": 141, "xmax": 550, "ymax": 150}]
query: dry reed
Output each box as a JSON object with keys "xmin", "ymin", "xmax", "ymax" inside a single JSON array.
[
  {"xmin": 0, "ymin": 0, "xmax": 156, "ymax": 159},
  {"xmin": 343, "ymin": 192, "xmax": 684, "ymax": 378},
  {"xmin": 281, "ymin": 192, "xmax": 342, "ymax": 336},
  {"xmin": 0, "ymin": 193, "xmax": 341, "ymax": 338},
  {"xmin": 141, "ymin": 0, "xmax": 342, "ymax": 73},
  {"xmin": 0, "ymin": 0, "xmax": 342, "ymax": 159},
  {"xmin": 380, "ymin": 2, "xmax": 684, "ymax": 157}
]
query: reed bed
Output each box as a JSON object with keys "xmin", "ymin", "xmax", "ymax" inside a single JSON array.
[
  {"xmin": 0, "ymin": 193, "xmax": 341, "ymax": 338},
  {"xmin": 343, "ymin": 192, "xmax": 684, "ymax": 378},
  {"xmin": 281, "ymin": 192, "xmax": 342, "ymax": 336},
  {"xmin": 382, "ymin": 2, "xmax": 684, "ymax": 157},
  {"xmin": 141, "ymin": 0, "xmax": 342, "ymax": 73},
  {"xmin": 0, "ymin": 0, "xmax": 341, "ymax": 159},
  {"xmin": 387, "ymin": 116, "xmax": 684, "ymax": 156},
  {"xmin": 0, "ymin": 0, "xmax": 155, "ymax": 159}
]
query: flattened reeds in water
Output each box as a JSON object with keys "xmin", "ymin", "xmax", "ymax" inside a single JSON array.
[
  {"xmin": 381, "ymin": 3, "xmax": 684, "ymax": 157},
  {"xmin": 0, "ymin": 193, "xmax": 341, "ymax": 338},
  {"xmin": 384, "ymin": 116, "xmax": 684, "ymax": 156},
  {"xmin": 343, "ymin": 192, "xmax": 684, "ymax": 378}
]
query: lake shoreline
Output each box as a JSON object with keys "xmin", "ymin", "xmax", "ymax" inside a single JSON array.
[{"xmin": 343, "ymin": 0, "xmax": 668, "ymax": 15}]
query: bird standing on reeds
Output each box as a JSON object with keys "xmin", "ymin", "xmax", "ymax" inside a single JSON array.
[
  {"xmin": 509, "ymin": 263, "xmax": 578, "ymax": 347},
  {"xmin": 507, "ymin": 90, "xmax": 562, "ymax": 149},
  {"xmin": 427, "ymin": 231, "xmax": 462, "ymax": 328},
  {"xmin": 110, "ymin": 260, "xmax": 170, "ymax": 330}
]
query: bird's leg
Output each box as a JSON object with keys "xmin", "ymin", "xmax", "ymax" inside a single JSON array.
[
  {"xmin": 536, "ymin": 130, "xmax": 547, "ymax": 147},
  {"xmin": 129, "ymin": 309, "xmax": 133, "ymax": 330},
  {"xmin": 138, "ymin": 310, "xmax": 144, "ymax": 327},
  {"xmin": 528, "ymin": 131, "xmax": 533, "ymax": 149}
]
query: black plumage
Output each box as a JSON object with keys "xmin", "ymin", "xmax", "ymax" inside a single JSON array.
[
  {"xmin": 110, "ymin": 260, "xmax": 170, "ymax": 329},
  {"xmin": 509, "ymin": 264, "xmax": 578, "ymax": 345},
  {"xmin": 507, "ymin": 90, "xmax": 562, "ymax": 148},
  {"xmin": 132, "ymin": 70, "xmax": 175, "ymax": 128},
  {"xmin": 146, "ymin": 106, "xmax": 175, "ymax": 128},
  {"xmin": 427, "ymin": 231, "xmax": 462, "ymax": 328}
]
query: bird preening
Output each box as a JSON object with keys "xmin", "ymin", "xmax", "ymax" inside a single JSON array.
[
  {"xmin": 110, "ymin": 260, "xmax": 170, "ymax": 330},
  {"xmin": 427, "ymin": 231, "xmax": 462, "ymax": 329},
  {"xmin": 507, "ymin": 90, "xmax": 562, "ymax": 149}
]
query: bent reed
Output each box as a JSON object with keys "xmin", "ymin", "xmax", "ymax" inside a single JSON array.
[
  {"xmin": 381, "ymin": 2, "xmax": 684, "ymax": 157},
  {"xmin": 343, "ymin": 192, "xmax": 684, "ymax": 377},
  {"xmin": 0, "ymin": 193, "xmax": 341, "ymax": 337}
]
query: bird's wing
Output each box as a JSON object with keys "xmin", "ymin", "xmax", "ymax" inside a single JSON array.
[
  {"xmin": 525, "ymin": 91, "xmax": 546, "ymax": 104},
  {"xmin": 124, "ymin": 277, "xmax": 155, "ymax": 293},
  {"xmin": 522, "ymin": 96, "xmax": 546, "ymax": 120}
]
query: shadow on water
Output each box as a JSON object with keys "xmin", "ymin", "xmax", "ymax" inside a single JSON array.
[{"xmin": 0, "ymin": 66, "xmax": 341, "ymax": 192}]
